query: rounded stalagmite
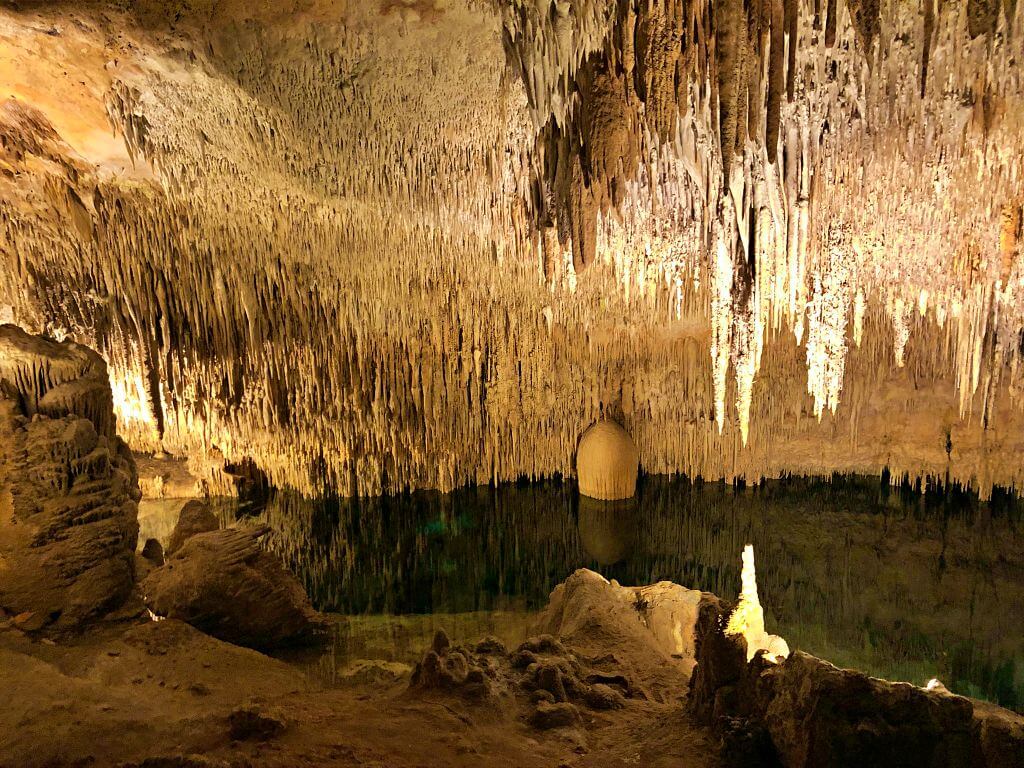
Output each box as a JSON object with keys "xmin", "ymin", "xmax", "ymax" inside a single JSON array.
[{"xmin": 576, "ymin": 420, "xmax": 639, "ymax": 501}]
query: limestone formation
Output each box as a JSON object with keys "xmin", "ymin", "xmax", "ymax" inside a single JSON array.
[
  {"xmin": 576, "ymin": 421, "xmax": 640, "ymax": 500},
  {"xmin": 0, "ymin": 324, "xmax": 140, "ymax": 631},
  {"xmin": 0, "ymin": 1, "xmax": 1020, "ymax": 497},
  {"xmin": 165, "ymin": 499, "xmax": 219, "ymax": 556},
  {"xmin": 724, "ymin": 545, "xmax": 790, "ymax": 662},
  {"xmin": 688, "ymin": 565, "xmax": 1024, "ymax": 767},
  {"xmin": 141, "ymin": 526, "xmax": 328, "ymax": 649}
]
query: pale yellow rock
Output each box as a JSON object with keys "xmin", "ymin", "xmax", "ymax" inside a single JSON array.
[{"xmin": 576, "ymin": 421, "xmax": 639, "ymax": 501}]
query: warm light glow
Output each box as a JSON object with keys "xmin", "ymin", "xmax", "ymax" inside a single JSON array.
[{"xmin": 725, "ymin": 545, "xmax": 790, "ymax": 662}]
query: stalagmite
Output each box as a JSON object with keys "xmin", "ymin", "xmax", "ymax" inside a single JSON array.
[
  {"xmin": 724, "ymin": 544, "xmax": 790, "ymax": 662},
  {"xmin": 576, "ymin": 421, "xmax": 640, "ymax": 501}
]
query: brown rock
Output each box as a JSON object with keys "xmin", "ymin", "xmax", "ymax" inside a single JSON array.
[
  {"xmin": 141, "ymin": 538, "xmax": 165, "ymax": 566},
  {"xmin": 141, "ymin": 527, "xmax": 327, "ymax": 649},
  {"xmin": 0, "ymin": 325, "xmax": 139, "ymax": 631},
  {"xmin": 227, "ymin": 706, "xmax": 286, "ymax": 741},
  {"xmin": 165, "ymin": 499, "xmax": 219, "ymax": 556},
  {"xmin": 529, "ymin": 701, "xmax": 579, "ymax": 730},
  {"xmin": 762, "ymin": 652, "xmax": 979, "ymax": 768}
]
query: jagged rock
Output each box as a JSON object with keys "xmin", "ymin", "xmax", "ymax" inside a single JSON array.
[
  {"xmin": 762, "ymin": 652, "xmax": 979, "ymax": 768},
  {"xmin": 410, "ymin": 630, "xmax": 499, "ymax": 701},
  {"xmin": 689, "ymin": 608, "xmax": 1024, "ymax": 768},
  {"xmin": 140, "ymin": 527, "xmax": 327, "ymax": 649},
  {"xmin": 536, "ymin": 569, "xmax": 706, "ymax": 683},
  {"xmin": 0, "ymin": 325, "xmax": 139, "ymax": 631},
  {"xmin": 164, "ymin": 500, "xmax": 219, "ymax": 556}
]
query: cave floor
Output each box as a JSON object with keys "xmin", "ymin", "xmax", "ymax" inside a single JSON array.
[{"xmin": 0, "ymin": 614, "xmax": 721, "ymax": 768}]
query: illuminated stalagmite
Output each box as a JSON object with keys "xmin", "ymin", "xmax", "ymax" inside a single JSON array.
[
  {"xmin": 725, "ymin": 544, "xmax": 790, "ymax": 662},
  {"xmin": 0, "ymin": 1, "xmax": 1021, "ymax": 496},
  {"xmin": 576, "ymin": 421, "xmax": 640, "ymax": 500}
]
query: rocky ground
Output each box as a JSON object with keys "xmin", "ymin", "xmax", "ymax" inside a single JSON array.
[{"xmin": 0, "ymin": 584, "xmax": 722, "ymax": 768}]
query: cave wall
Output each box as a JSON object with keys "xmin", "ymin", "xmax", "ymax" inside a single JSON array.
[
  {"xmin": 0, "ymin": 0, "xmax": 1022, "ymax": 495},
  {"xmin": 0, "ymin": 324, "xmax": 140, "ymax": 630}
]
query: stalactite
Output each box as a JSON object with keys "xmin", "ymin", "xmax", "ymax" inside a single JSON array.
[{"xmin": 0, "ymin": 0, "xmax": 1022, "ymax": 498}]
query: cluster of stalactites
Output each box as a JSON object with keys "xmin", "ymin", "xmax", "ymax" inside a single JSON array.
[{"xmin": 505, "ymin": 0, "xmax": 1024, "ymax": 444}]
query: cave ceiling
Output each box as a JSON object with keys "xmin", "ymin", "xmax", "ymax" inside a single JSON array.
[{"xmin": 0, "ymin": 0, "xmax": 1022, "ymax": 495}]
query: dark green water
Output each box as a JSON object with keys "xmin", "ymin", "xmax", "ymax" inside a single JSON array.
[{"xmin": 250, "ymin": 475, "xmax": 1024, "ymax": 711}]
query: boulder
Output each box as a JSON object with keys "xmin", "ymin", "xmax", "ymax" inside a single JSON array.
[
  {"xmin": 535, "ymin": 568, "xmax": 707, "ymax": 684},
  {"xmin": 141, "ymin": 526, "xmax": 328, "ymax": 649},
  {"xmin": 0, "ymin": 325, "xmax": 139, "ymax": 631},
  {"xmin": 165, "ymin": 499, "xmax": 219, "ymax": 555}
]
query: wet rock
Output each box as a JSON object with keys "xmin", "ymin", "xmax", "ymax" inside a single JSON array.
[
  {"xmin": 141, "ymin": 526, "xmax": 328, "ymax": 649},
  {"xmin": 529, "ymin": 701, "xmax": 579, "ymax": 730},
  {"xmin": 227, "ymin": 706, "xmax": 286, "ymax": 741},
  {"xmin": 0, "ymin": 325, "xmax": 140, "ymax": 631},
  {"xmin": 165, "ymin": 500, "xmax": 218, "ymax": 556}
]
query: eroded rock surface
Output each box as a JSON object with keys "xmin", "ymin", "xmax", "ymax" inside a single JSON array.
[
  {"xmin": 141, "ymin": 526, "xmax": 328, "ymax": 649},
  {"xmin": 0, "ymin": 324, "xmax": 140, "ymax": 631},
  {"xmin": 689, "ymin": 593, "xmax": 1024, "ymax": 768},
  {"xmin": 165, "ymin": 499, "xmax": 219, "ymax": 556}
]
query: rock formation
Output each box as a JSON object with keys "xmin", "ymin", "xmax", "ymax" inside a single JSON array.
[
  {"xmin": 164, "ymin": 499, "xmax": 219, "ymax": 556},
  {"xmin": 688, "ymin": 550, "xmax": 1024, "ymax": 768},
  {"xmin": 0, "ymin": 1, "xmax": 1019, "ymax": 497},
  {"xmin": 141, "ymin": 524, "xmax": 328, "ymax": 649},
  {"xmin": 724, "ymin": 545, "xmax": 790, "ymax": 662},
  {"xmin": 576, "ymin": 420, "xmax": 640, "ymax": 500},
  {"xmin": 0, "ymin": 324, "xmax": 139, "ymax": 631}
]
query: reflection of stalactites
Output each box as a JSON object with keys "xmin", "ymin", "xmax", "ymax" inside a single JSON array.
[
  {"xmin": 711, "ymin": 231, "xmax": 734, "ymax": 435},
  {"xmin": 577, "ymin": 495, "xmax": 637, "ymax": 566},
  {"xmin": 806, "ymin": 234, "xmax": 851, "ymax": 419}
]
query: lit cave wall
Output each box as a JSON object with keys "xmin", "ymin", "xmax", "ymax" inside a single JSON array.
[{"xmin": 0, "ymin": 0, "xmax": 1022, "ymax": 496}]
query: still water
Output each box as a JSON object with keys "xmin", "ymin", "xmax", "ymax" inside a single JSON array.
[{"xmin": 239, "ymin": 475, "xmax": 1023, "ymax": 710}]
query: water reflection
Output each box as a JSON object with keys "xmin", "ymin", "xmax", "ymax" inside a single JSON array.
[
  {"xmin": 245, "ymin": 475, "xmax": 1022, "ymax": 711},
  {"xmin": 577, "ymin": 496, "xmax": 636, "ymax": 565}
]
